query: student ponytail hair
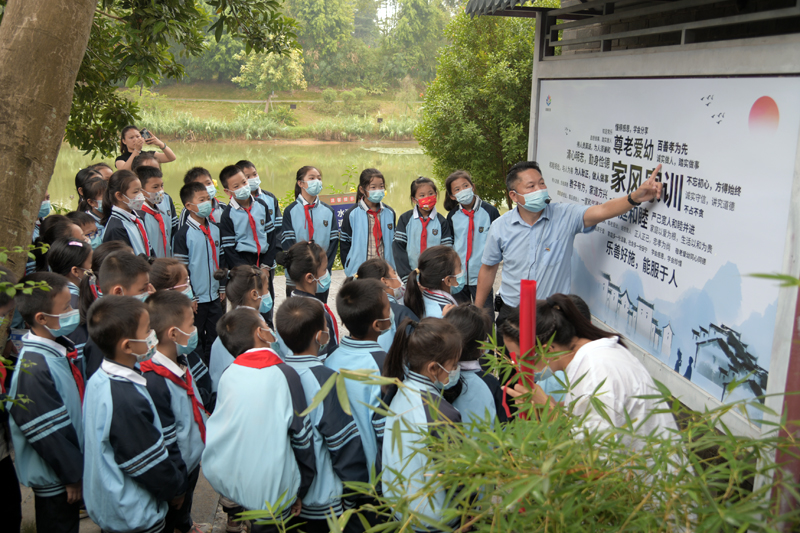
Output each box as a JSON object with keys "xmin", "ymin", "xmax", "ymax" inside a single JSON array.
[
  {"xmin": 355, "ymin": 168, "xmax": 385, "ymax": 203},
  {"xmin": 349, "ymin": 258, "xmax": 392, "ymax": 283},
  {"xmin": 103, "ymin": 170, "xmax": 139, "ymax": 223},
  {"xmin": 294, "ymin": 166, "xmax": 320, "ymax": 199},
  {"xmin": 75, "ymin": 168, "xmax": 102, "ymax": 202},
  {"xmin": 78, "ymin": 241, "xmax": 133, "ymax": 324},
  {"xmin": 32, "ymin": 215, "xmax": 81, "ymax": 272},
  {"xmin": 409, "ymin": 176, "xmax": 438, "ymax": 205},
  {"xmin": 536, "ymin": 293, "xmax": 625, "ymax": 348},
  {"xmin": 282, "ymin": 241, "xmax": 325, "ymax": 283},
  {"xmin": 78, "ymin": 177, "xmax": 108, "ymax": 213},
  {"xmin": 46, "ymin": 238, "xmax": 92, "ymax": 277},
  {"xmin": 383, "ymin": 317, "xmax": 462, "ymax": 382},
  {"xmin": 443, "ymin": 170, "xmax": 473, "ymax": 212},
  {"xmin": 149, "ymin": 258, "xmax": 185, "ymax": 291},
  {"xmin": 404, "ymin": 245, "xmax": 460, "ymax": 319},
  {"xmin": 213, "ymin": 265, "xmax": 266, "ymax": 308}
]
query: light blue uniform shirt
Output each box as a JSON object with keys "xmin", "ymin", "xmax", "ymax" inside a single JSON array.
[{"xmin": 482, "ymin": 203, "xmax": 594, "ymax": 306}]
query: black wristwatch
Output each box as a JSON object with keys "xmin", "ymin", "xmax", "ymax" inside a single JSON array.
[{"xmin": 627, "ymin": 193, "xmax": 641, "ymax": 206}]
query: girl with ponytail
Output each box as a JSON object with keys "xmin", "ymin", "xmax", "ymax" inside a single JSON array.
[{"xmin": 404, "ymin": 245, "xmax": 462, "ymax": 319}]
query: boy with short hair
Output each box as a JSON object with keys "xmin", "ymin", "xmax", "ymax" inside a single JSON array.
[
  {"xmin": 325, "ymin": 279, "xmax": 391, "ymax": 472},
  {"xmin": 137, "ymin": 166, "xmax": 178, "ymax": 258},
  {"xmin": 202, "ymin": 307, "xmax": 316, "ymax": 533},
  {"xmin": 174, "ymin": 182, "xmax": 225, "ymax": 365},
  {"xmin": 217, "ymin": 165, "xmax": 277, "ymax": 271},
  {"xmin": 84, "ymin": 295, "xmax": 187, "ymax": 533},
  {"xmin": 277, "ymin": 298, "xmax": 369, "ymax": 531},
  {"xmin": 180, "ymin": 167, "xmax": 227, "ymax": 226},
  {"xmin": 142, "ymin": 290, "xmax": 208, "ymax": 533},
  {"xmin": 7, "ymin": 272, "xmax": 84, "ymax": 533}
]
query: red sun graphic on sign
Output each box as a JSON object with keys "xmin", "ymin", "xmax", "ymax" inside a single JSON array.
[{"xmin": 749, "ymin": 96, "xmax": 780, "ymax": 134}]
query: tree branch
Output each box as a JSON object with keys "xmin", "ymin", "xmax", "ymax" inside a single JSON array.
[{"xmin": 95, "ymin": 9, "xmax": 124, "ymax": 22}]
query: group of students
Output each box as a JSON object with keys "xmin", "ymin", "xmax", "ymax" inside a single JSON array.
[{"xmin": 0, "ymin": 125, "xmax": 680, "ymax": 533}]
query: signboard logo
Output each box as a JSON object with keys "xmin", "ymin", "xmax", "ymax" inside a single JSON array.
[{"xmin": 546, "ymin": 95, "xmax": 552, "ymax": 106}]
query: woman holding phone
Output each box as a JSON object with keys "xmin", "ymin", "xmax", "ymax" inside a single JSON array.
[{"xmin": 115, "ymin": 125, "xmax": 177, "ymax": 171}]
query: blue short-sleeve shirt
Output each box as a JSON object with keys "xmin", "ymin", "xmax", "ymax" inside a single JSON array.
[{"xmin": 482, "ymin": 203, "xmax": 594, "ymax": 306}]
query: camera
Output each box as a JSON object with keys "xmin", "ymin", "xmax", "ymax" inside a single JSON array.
[{"xmin": 140, "ymin": 128, "xmax": 152, "ymax": 140}]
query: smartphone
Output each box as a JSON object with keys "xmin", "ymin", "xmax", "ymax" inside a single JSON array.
[{"xmin": 140, "ymin": 128, "xmax": 152, "ymax": 140}]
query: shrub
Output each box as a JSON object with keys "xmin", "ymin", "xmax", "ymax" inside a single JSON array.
[
  {"xmin": 322, "ymin": 88, "xmax": 337, "ymax": 104},
  {"xmin": 341, "ymin": 91, "xmax": 356, "ymax": 106},
  {"xmin": 353, "ymin": 88, "xmax": 367, "ymax": 101}
]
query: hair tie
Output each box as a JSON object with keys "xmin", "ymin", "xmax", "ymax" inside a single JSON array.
[
  {"xmin": 546, "ymin": 296, "xmax": 560, "ymax": 310},
  {"xmin": 353, "ymin": 273, "xmax": 358, "ymax": 279},
  {"xmin": 413, "ymin": 268, "xmax": 420, "ymax": 275},
  {"xmin": 68, "ymin": 241, "xmax": 84, "ymax": 247}
]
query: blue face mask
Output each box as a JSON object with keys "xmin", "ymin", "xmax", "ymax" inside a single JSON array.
[
  {"xmin": 516, "ymin": 189, "xmax": 550, "ymax": 213},
  {"xmin": 96, "ymin": 199, "xmax": 103, "ymax": 212},
  {"xmin": 195, "ymin": 201, "xmax": 212, "ymax": 219},
  {"xmin": 314, "ymin": 271, "xmax": 331, "ymax": 293},
  {"xmin": 39, "ymin": 200, "xmax": 51, "ymax": 219},
  {"xmin": 534, "ymin": 365, "xmax": 555, "ymax": 383},
  {"xmin": 206, "ymin": 184, "xmax": 217, "ymax": 198},
  {"xmin": 43, "ymin": 308, "xmax": 80, "ymax": 337},
  {"xmin": 182, "ymin": 286, "xmax": 194, "ymax": 300},
  {"xmin": 133, "ymin": 292, "xmax": 150, "ymax": 303},
  {"xmin": 455, "ymin": 188, "xmax": 474, "ymax": 205},
  {"xmin": 367, "ymin": 189, "xmax": 385, "ymax": 203},
  {"xmin": 305, "ymin": 179, "xmax": 323, "ymax": 196},
  {"xmin": 248, "ymin": 176, "xmax": 261, "ymax": 192},
  {"xmin": 449, "ymin": 271, "xmax": 466, "ymax": 294},
  {"xmin": 90, "ymin": 232, "xmax": 104, "ymax": 250},
  {"xmin": 233, "ymin": 186, "xmax": 252, "ymax": 201},
  {"xmin": 175, "ymin": 326, "xmax": 199, "ymax": 356},
  {"xmin": 259, "ymin": 292, "xmax": 273, "ymax": 313},
  {"xmin": 434, "ymin": 362, "xmax": 460, "ymax": 391}
]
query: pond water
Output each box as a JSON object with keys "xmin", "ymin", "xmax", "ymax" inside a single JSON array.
[{"xmin": 51, "ymin": 140, "xmax": 435, "ymax": 213}]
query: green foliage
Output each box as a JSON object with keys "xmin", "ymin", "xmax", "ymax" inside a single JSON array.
[
  {"xmin": 177, "ymin": 34, "xmax": 246, "ymax": 82},
  {"xmin": 380, "ymin": 0, "xmax": 449, "ymax": 81},
  {"xmin": 341, "ymin": 91, "xmax": 356, "ymax": 106},
  {"xmin": 353, "ymin": 88, "xmax": 367, "ymax": 100},
  {"xmin": 322, "ymin": 88, "xmax": 338, "ymax": 104},
  {"xmin": 232, "ymin": 48, "xmax": 307, "ymax": 99},
  {"xmin": 416, "ymin": 8, "xmax": 559, "ymax": 207},
  {"xmin": 269, "ymin": 105, "xmax": 300, "ymax": 127}
]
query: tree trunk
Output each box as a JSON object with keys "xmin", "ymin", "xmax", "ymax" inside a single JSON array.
[{"xmin": 0, "ymin": 0, "xmax": 97, "ymax": 340}]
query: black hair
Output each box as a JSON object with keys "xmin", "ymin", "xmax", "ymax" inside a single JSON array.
[
  {"xmin": 213, "ymin": 265, "xmax": 267, "ymax": 308},
  {"xmin": 180, "ymin": 182, "xmax": 207, "ymax": 207},
  {"xmin": 119, "ymin": 125, "xmax": 139, "ymax": 155},
  {"xmin": 404, "ymin": 245, "xmax": 460, "ymax": 319},
  {"xmin": 219, "ymin": 165, "xmax": 243, "ymax": 189},
  {"xmin": 89, "ymin": 162, "xmax": 113, "ymax": 175},
  {"xmin": 336, "ymin": 279, "xmax": 389, "ymax": 339},
  {"xmin": 87, "ymin": 295, "xmax": 148, "ymax": 359},
  {"xmin": 568, "ymin": 294, "xmax": 592, "ymax": 322},
  {"xmin": 75, "ymin": 167, "xmax": 102, "ymax": 200},
  {"xmin": 537, "ymin": 293, "xmax": 624, "ymax": 348},
  {"xmin": 498, "ymin": 307, "xmax": 521, "ymax": 345},
  {"xmin": 32, "ymin": 215, "xmax": 81, "ymax": 271},
  {"xmin": 46, "ymin": 238, "xmax": 92, "ymax": 278},
  {"xmin": 78, "ymin": 177, "xmax": 108, "ymax": 212},
  {"xmin": 148, "ymin": 258, "xmax": 186, "ymax": 291},
  {"xmin": 98, "ymin": 251, "xmax": 150, "ymax": 295},
  {"xmin": 0, "ymin": 265, "xmax": 19, "ymax": 310},
  {"xmin": 443, "ymin": 170, "xmax": 474, "ymax": 212},
  {"xmin": 282, "ymin": 241, "xmax": 325, "ymax": 284},
  {"xmin": 183, "ymin": 167, "xmax": 212, "ymax": 185},
  {"xmin": 135, "ymin": 165, "xmax": 163, "ymax": 187},
  {"xmin": 132, "ymin": 151, "xmax": 159, "ymax": 171},
  {"xmin": 217, "ymin": 307, "xmax": 264, "ymax": 357},
  {"xmin": 409, "ymin": 176, "xmax": 437, "ymax": 204},
  {"xmin": 78, "ymin": 241, "xmax": 132, "ymax": 324},
  {"xmin": 235, "ymin": 159, "xmax": 256, "ymax": 171},
  {"xmin": 65, "ymin": 211, "xmax": 95, "ymax": 229},
  {"xmin": 444, "ymin": 304, "xmax": 492, "ymax": 362},
  {"xmin": 355, "ymin": 168, "xmax": 385, "ymax": 203},
  {"xmin": 294, "ymin": 166, "xmax": 320, "ymax": 198},
  {"xmin": 275, "ymin": 297, "xmax": 326, "ymax": 354},
  {"xmin": 506, "ymin": 161, "xmax": 542, "ymax": 191},
  {"xmin": 383, "ymin": 317, "xmax": 462, "ymax": 382},
  {"xmin": 146, "ymin": 289, "xmax": 193, "ymax": 340},
  {"xmin": 353, "ymin": 258, "xmax": 392, "ymax": 281},
  {"xmin": 16, "ymin": 272, "xmax": 69, "ymax": 326},
  {"xmin": 103, "ymin": 169, "xmax": 140, "ymax": 224}
]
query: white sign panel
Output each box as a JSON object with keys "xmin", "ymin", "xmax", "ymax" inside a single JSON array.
[{"xmin": 536, "ymin": 77, "xmax": 800, "ymax": 422}]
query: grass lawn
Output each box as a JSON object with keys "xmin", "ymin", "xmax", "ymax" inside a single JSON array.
[{"xmin": 155, "ymin": 81, "xmax": 416, "ymax": 103}]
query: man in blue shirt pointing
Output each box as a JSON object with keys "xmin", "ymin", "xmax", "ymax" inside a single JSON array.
[{"xmin": 475, "ymin": 160, "xmax": 663, "ymax": 327}]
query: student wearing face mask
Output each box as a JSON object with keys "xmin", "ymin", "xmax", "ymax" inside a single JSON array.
[
  {"xmin": 281, "ymin": 166, "xmax": 339, "ymax": 302},
  {"xmin": 102, "ymin": 170, "xmax": 156, "ymax": 257},
  {"xmin": 179, "ymin": 167, "xmax": 227, "ymax": 226},
  {"xmin": 32, "ymin": 190, "xmax": 52, "ymax": 241},
  {"xmin": 46, "ymin": 238, "xmax": 93, "ymax": 310},
  {"xmin": 476, "ymin": 161, "xmax": 663, "ymax": 333},
  {"xmin": 404, "ymin": 245, "xmax": 463, "ymax": 319},
  {"xmin": 79, "ymin": 177, "xmax": 108, "ymax": 248},
  {"xmin": 137, "ymin": 166, "xmax": 178, "ymax": 258}
]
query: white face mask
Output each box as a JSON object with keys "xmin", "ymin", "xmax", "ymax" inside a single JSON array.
[
  {"xmin": 123, "ymin": 192, "xmax": 146, "ymax": 211},
  {"xmin": 389, "ymin": 277, "xmax": 406, "ymax": 301}
]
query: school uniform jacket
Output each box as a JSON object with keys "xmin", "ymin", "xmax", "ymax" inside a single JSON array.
[
  {"xmin": 178, "ymin": 198, "xmax": 227, "ymax": 227},
  {"xmin": 282, "ymin": 196, "xmax": 339, "ymax": 273},
  {"xmin": 208, "ymin": 336, "xmax": 234, "ymax": 395},
  {"xmin": 219, "ymin": 197, "xmax": 276, "ymax": 268},
  {"xmin": 66, "ymin": 323, "xmax": 89, "ymax": 375},
  {"xmin": 324, "ymin": 338, "xmax": 387, "ymax": 470},
  {"xmin": 142, "ymin": 352, "xmax": 207, "ymax": 475},
  {"xmin": 377, "ymin": 295, "xmax": 419, "ymax": 354},
  {"xmin": 340, "ymin": 201, "xmax": 397, "ymax": 276},
  {"xmin": 450, "ymin": 365, "xmax": 508, "ymax": 429},
  {"xmin": 103, "ymin": 205, "xmax": 155, "ymax": 256},
  {"xmin": 66, "ymin": 281, "xmax": 81, "ymax": 311},
  {"xmin": 6, "ymin": 333, "xmax": 84, "ymax": 497},
  {"xmin": 393, "ymin": 206, "xmax": 453, "ymax": 282},
  {"xmin": 291, "ymin": 290, "xmax": 339, "ymax": 357},
  {"xmin": 446, "ymin": 197, "xmax": 500, "ymax": 290},
  {"xmin": 253, "ymin": 188, "xmax": 283, "ymax": 241},
  {"xmin": 284, "ymin": 354, "xmax": 369, "ymax": 519},
  {"xmin": 83, "ymin": 359, "xmax": 187, "ymax": 533},
  {"xmin": 421, "ymin": 288, "xmax": 457, "ymax": 319},
  {"xmin": 140, "ymin": 194, "xmax": 178, "ymax": 258},
  {"xmin": 187, "ymin": 349, "xmax": 215, "ymax": 412},
  {"xmin": 174, "ymin": 216, "xmax": 226, "ymax": 303},
  {"xmin": 202, "ymin": 348, "xmax": 316, "ymax": 514},
  {"xmin": 373, "ymin": 371, "xmax": 462, "ymax": 530}
]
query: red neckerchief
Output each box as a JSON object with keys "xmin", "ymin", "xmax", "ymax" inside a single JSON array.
[
  {"xmin": 209, "ymin": 200, "xmax": 217, "ymax": 224},
  {"xmin": 197, "ymin": 222, "xmax": 219, "ymax": 270},
  {"xmin": 140, "ymin": 359, "xmax": 209, "ymax": 443},
  {"xmin": 66, "ymin": 348, "xmax": 85, "ymax": 403},
  {"xmin": 460, "ymin": 207, "xmax": 475, "ymax": 262},
  {"xmin": 419, "ymin": 216, "xmax": 430, "ymax": 253},
  {"xmin": 131, "ymin": 212, "xmax": 151, "ymax": 254},
  {"xmin": 322, "ymin": 303, "xmax": 340, "ymax": 344},
  {"xmin": 304, "ymin": 203, "xmax": 315, "ymax": 241},
  {"xmin": 367, "ymin": 207, "xmax": 382, "ymax": 256},
  {"xmin": 241, "ymin": 202, "xmax": 262, "ymax": 267},
  {"xmin": 141, "ymin": 204, "xmax": 167, "ymax": 255},
  {"xmin": 233, "ymin": 348, "xmax": 283, "ymax": 369}
]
